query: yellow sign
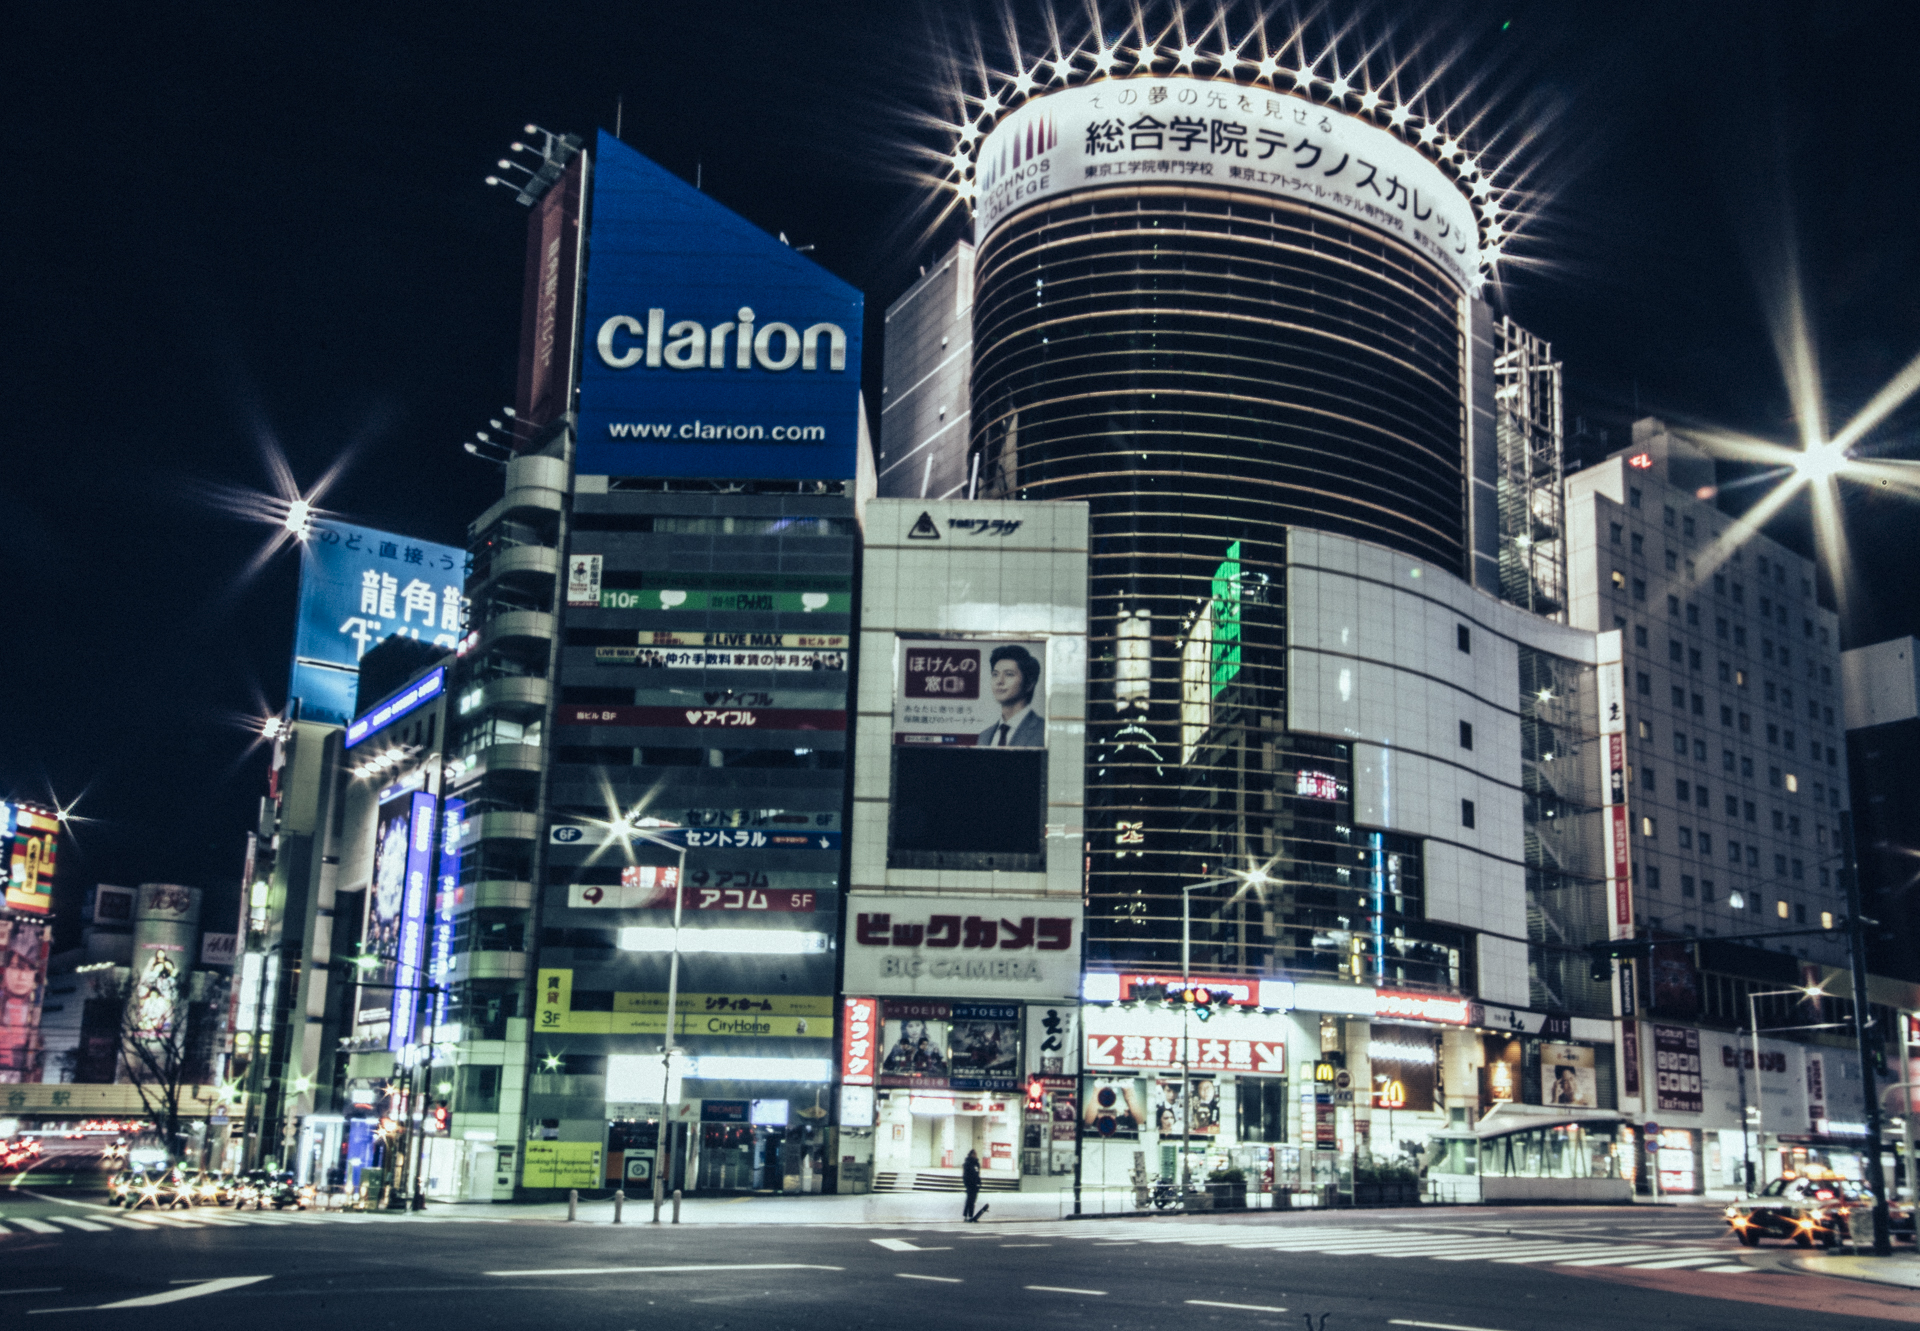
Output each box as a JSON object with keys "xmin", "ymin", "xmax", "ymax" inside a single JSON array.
[
  {"xmin": 534, "ymin": 971, "xmax": 832, "ymax": 1038},
  {"xmin": 523, "ymin": 1141, "xmax": 601, "ymax": 1189}
]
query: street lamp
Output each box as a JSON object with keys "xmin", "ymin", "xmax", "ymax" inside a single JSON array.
[
  {"xmin": 1739, "ymin": 982, "xmax": 1827, "ymax": 1195},
  {"xmin": 619, "ymin": 816, "xmax": 688, "ymax": 1222},
  {"xmin": 1177, "ymin": 863, "xmax": 1275, "ymax": 1196}
]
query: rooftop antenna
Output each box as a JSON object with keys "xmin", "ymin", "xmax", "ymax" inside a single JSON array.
[
  {"xmin": 696, "ymin": 162, "xmax": 702, "ymax": 190},
  {"xmin": 615, "ymin": 94, "xmax": 623, "ymax": 139}
]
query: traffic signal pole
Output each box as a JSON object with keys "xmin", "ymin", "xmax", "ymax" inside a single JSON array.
[{"xmin": 1840, "ymin": 811, "xmax": 1893, "ymax": 1256}]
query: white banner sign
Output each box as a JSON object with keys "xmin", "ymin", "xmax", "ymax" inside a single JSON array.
[
  {"xmin": 1025, "ymin": 1002, "xmax": 1080, "ymax": 1076},
  {"xmin": 974, "ymin": 78, "xmax": 1481, "ymax": 291},
  {"xmin": 843, "ymin": 895, "xmax": 1082, "ymax": 1000},
  {"xmin": 567, "ymin": 554, "xmax": 604, "ymax": 607}
]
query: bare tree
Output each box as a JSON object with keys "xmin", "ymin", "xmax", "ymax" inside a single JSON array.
[{"xmin": 114, "ymin": 960, "xmax": 206, "ymax": 1164}]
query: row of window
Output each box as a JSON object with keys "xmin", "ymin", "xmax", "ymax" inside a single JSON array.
[
  {"xmin": 1636, "ymin": 786, "xmax": 1822, "ymax": 840},
  {"xmin": 1638, "ymin": 863, "xmax": 1831, "ymax": 918}
]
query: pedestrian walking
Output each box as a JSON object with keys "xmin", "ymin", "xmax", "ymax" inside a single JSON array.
[{"xmin": 962, "ymin": 1148, "xmax": 981, "ymax": 1221}]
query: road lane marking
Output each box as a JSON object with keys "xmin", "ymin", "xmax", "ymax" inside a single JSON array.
[
  {"xmin": 485, "ymin": 1263, "xmax": 844, "ymax": 1277},
  {"xmin": 999, "ymin": 1244, "xmax": 1051, "ymax": 1248},
  {"xmin": 1027, "ymin": 1285, "xmax": 1107, "ymax": 1296},
  {"xmin": 1, "ymin": 1289, "xmax": 63, "ymax": 1296},
  {"xmin": 896, "ymin": 1274, "xmax": 962, "ymax": 1283},
  {"xmin": 1552, "ymin": 1248, "xmax": 1726, "ymax": 1268},
  {"xmin": 45, "ymin": 1219, "xmax": 110, "ymax": 1232},
  {"xmin": 1620, "ymin": 1256, "xmax": 1732, "ymax": 1270},
  {"xmin": 10, "ymin": 1219, "xmax": 61, "ymax": 1233},
  {"xmin": 1390, "ymin": 1320, "xmax": 1511, "ymax": 1331},
  {"xmin": 871, "ymin": 1239, "xmax": 952, "ymax": 1252},
  {"xmin": 94, "ymin": 1217, "xmax": 158, "ymax": 1230},
  {"xmin": 29, "ymin": 1276, "xmax": 275, "ymax": 1313},
  {"xmin": 1693, "ymin": 1265, "xmax": 1756, "ymax": 1274},
  {"xmin": 1188, "ymin": 1300, "xmax": 1287, "ymax": 1313}
]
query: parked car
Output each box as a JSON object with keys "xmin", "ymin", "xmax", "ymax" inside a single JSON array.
[{"xmin": 233, "ymin": 1168, "xmax": 307, "ymax": 1210}]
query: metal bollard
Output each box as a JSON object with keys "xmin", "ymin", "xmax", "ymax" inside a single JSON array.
[
  {"xmin": 672, "ymin": 1188, "xmax": 682, "ymax": 1224},
  {"xmin": 613, "ymin": 1189, "xmax": 624, "ymax": 1224},
  {"xmin": 567, "ymin": 1189, "xmax": 578, "ymax": 1222}
]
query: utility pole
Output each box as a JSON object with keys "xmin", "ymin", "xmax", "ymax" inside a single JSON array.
[{"xmin": 1841, "ymin": 811, "xmax": 1893, "ymax": 1256}]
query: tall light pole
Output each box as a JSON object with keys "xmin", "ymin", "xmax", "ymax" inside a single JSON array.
[
  {"xmin": 1177, "ymin": 864, "xmax": 1273, "ymax": 1196},
  {"xmin": 626, "ymin": 818, "xmax": 688, "ymax": 1223},
  {"xmin": 1742, "ymin": 982, "xmax": 1827, "ymax": 1195}
]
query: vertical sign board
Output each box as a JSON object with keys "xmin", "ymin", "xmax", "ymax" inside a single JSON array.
[
  {"xmin": 514, "ymin": 153, "xmax": 585, "ymax": 434},
  {"xmin": 1596, "ymin": 642, "xmax": 1632, "ymax": 942},
  {"xmin": 574, "ymin": 131, "xmax": 863, "ymax": 481},
  {"xmin": 841, "ymin": 996, "xmax": 877, "ymax": 1086},
  {"xmin": 5, "ymin": 804, "xmax": 56, "ymax": 916},
  {"xmin": 1652, "ymin": 1024, "xmax": 1703, "ymax": 1114},
  {"xmin": 389, "ymin": 792, "xmax": 438, "ymax": 1052},
  {"xmin": 428, "ymin": 797, "xmax": 466, "ymax": 1032},
  {"xmin": 291, "ymin": 522, "xmax": 468, "ymax": 726}
]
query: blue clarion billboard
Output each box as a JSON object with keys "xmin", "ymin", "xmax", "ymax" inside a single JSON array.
[
  {"xmin": 289, "ymin": 521, "xmax": 468, "ymax": 725},
  {"xmin": 575, "ymin": 130, "xmax": 864, "ymax": 481}
]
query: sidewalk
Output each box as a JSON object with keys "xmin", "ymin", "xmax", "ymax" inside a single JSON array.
[
  {"xmin": 1790, "ymin": 1252, "xmax": 1920, "ymax": 1291},
  {"xmin": 425, "ymin": 1189, "xmax": 1166, "ymax": 1226}
]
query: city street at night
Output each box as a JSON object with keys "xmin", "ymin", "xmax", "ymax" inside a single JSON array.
[{"xmin": 2, "ymin": 1199, "xmax": 1918, "ymax": 1328}]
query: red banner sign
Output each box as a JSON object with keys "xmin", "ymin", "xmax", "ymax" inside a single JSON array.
[{"xmin": 842, "ymin": 997, "xmax": 877, "ymax": 1086}]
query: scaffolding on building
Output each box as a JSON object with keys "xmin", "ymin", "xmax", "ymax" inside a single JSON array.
[{"xmin": 1494, "ymin": 319, "xmax": 1566, "ymax": 620}]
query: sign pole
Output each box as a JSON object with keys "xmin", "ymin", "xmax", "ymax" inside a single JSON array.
[{"xmin": 1841, "ymin": 812, "xmax": 1893, "ymax": 1255}]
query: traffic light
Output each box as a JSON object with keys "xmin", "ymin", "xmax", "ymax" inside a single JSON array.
[
  {"xmin": 429, "ymin": 1103, "xmax": 450, "ymax": 1134},
  {"xmin": 1026, "ymin": 1078, "xmax": 1045, "ymax": 1113}
]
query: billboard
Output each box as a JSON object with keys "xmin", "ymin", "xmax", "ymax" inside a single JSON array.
[
  {"xmin": 894, "ymin": 638, "xmax": 1049, "ymax": 747},
  {"xmin": 355, "ymin": 791, "xmax": 436, "ymax": 1050},
  {"xmin": 973, "ymin": 78, "xmax": 1481, "ymax": 291},
  {"xmin": 290, "ymin": 521, "xmax": 468, "ymax": 726},
  {"xmin": 0, "ymin": 917, "xmax": 49, "ymax": 1081},
  {"xmin": 575, "ymin": 131, "xmax": 864, "ymax": 481},
  {"xmin": 845, "ymin": 896, "xmax": 1081, "ymax": 1000},
  {"xmin": 876, "ymin": 1000, "xmax": 1019, "ymax": 1092},
  {"xmin": 4, "ymin": 804, "xmax": 57, "ymax": 916}
]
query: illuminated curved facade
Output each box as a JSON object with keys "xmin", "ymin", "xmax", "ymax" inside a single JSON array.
[{"xmin": 963, "ymin": 76, "xmax": 1542, "ymax": 997}]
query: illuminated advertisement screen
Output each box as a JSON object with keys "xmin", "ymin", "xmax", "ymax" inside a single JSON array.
[
  {"xmin": 0, "ymin": 917, "xmax": 49, "ymax": 1079},
  {"xmin": 576, "ymin": 131, "xmax": 863, "ymax": 481},
  {"xmin": 388, "ymin": 791, "xmax": 438, "ymax": 1052},
  {"xmin": 291, "ymin": 521, "xmax": 468, "ymax": 725},
  {"xmin": 5, "ymin": 805, "xmax": 56, "ymax": 916},
  {"xmin": 429, "ymin": 796, "xmax": 465, "ymax": 1032}
]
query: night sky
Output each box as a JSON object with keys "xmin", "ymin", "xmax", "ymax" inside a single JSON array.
[{"xmin": 8, "ymin": 1, "xmax": 1917, "ymax": 942}]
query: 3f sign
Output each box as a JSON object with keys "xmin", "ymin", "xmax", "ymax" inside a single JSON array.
[{"xmin": 597, "ymin": 307, "xmax": 847, "ymax": 373}]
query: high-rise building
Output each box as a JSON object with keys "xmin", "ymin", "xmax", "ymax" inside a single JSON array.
[
  {"xmin": 876, "ymin": 242, "xmax": 975, "ymax": 502},
  {"xmin": 1841, "ymin": 636, "xmax": 1920, "ymax": 981},
  {"xmin": 928, "ymin": 43, "xmax": 1635, "ymax": 1198}
]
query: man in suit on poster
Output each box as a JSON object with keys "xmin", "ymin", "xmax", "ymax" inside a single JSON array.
[{"xmin": 978, "ymin": 644, "xmax": 1044, "ymax": 747}]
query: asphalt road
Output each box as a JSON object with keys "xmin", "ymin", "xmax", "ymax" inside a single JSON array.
[{"xmin": 2, "ymin": 1200, "xmax": 1916, "ymax": 1329}]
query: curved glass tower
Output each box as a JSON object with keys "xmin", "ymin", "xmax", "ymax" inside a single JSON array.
[{"xmin": 963, "ymin": 75, "xmax": 1493, "ymax": 985}]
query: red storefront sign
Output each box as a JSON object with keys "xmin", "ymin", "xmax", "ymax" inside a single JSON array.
[{"xmin": 841, "ymin": 997, "xmax": 877, "ymax": 1086}]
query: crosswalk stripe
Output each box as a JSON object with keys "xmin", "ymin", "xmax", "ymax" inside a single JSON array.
[
  {"xmin": 95, "ymin": 1217, "xmax": 159, "ymax": 1229},
  {"xmin": 1693, "ymin": 1264, "xmax": 1756, "ymax": 1274},
  {"xmin": 1495, "ymin": 1246, "xmax": 1665, "ymax": 1264},
  {"xmin": 46, "ymin": 1217, "xmax": 111, "ymax": 1232},
  {"xmin": 1621, "ymin": 1255, "xmax": 1734, "ymax": 1270},
  {"xmin": 1553, "ymin": 1248, "xmax": 1727, "ymax": 1268},
  {"xmin": 10, "ymin": 1218, "xmax": 61, "ymax": 1233},
  {"xmin": 1432, "ymin": 1243, "xmax": 1585, "ymax": 1261}
]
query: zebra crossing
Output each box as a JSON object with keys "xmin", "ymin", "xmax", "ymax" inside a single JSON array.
[
  {"xmin": 914, "ymin": 1219, "xmax": 1757, "ymax": 1277},
  {"xmin": 0, "ymin": 1206, "xmax": 515, "ymax": 1238}
]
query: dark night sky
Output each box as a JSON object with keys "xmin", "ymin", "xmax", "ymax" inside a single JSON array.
[{"xmin": 7, "ymin": 1, "xmax": 1918, "ymax": 941}]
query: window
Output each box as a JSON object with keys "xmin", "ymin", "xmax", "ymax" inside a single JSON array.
[
  {"xmin": 1632, "ymin": 533, "xmax": 1645, "ymax": 554},
  {"xmin": 1776, "ymin": 899, "xmax": 1790, "ymax": 919},
  {"xmin": 1695, "ymin": 739, "xmax": 1708, "ymax": 760},
  {"xmin": 1808, "ymin": 699, "xmax": 1819, "ymax": 720},
  {"xmin": 1768, "ymin": 766, "xmax": 1782, "ymax": 788},
  {"xmin": 1720, "ymin": 704, "xmax": 1733, "ymax": 727},
  {"xmin": 1735, "ymin": 626, "xmax": 1747, "ymax": 647},
  {"xmin": 1765, "ymin": 722, "xmax": 1777, "ymax": 744},
  {"xmin": 1637, "ymin": 720, "xmax": 1651, "ymax": 739},
  {"xmin": 1664, "ymin": 550, "xmax": 1678, "ymax": 571},
  {"xmin": 1678, "ymin": 827, "xmax": 1694, "ymax": 850},
  {"xmin": 1461, "ymin": 799, "xmax": 1476, "ymax": 829},
  {"xmin": 1827, "ymin": 745, "xmax": 1838, "ymax": 767},
  {"xmin": 1698, "ymin": 832, "xmax": 1712, "ymax": 855},
  {"xmin": 1784, "ymin": 730, "xmax": 1795, "ymax": 753},
  {"xmin": 1630, "ymin": 487, "xmax": 1642, "ymax": 509},
  {"xmin": 1682, "ymin": 873, "xmax": 1696, "ymax": 897},
  {"xmin": 1716, "ymin": 617, "xmax": 1729, "ymax": 639},
  {"xmin": 1663, "ymin": 505, "xmax": 1676, "ymax": 527},
  {"xmin": 1804, "ymin": 618, "xmax": 1813, "ymax": 639},
  {"xmin": 1735, "ymin": 669, "xmax": 1746, "ymax": 687},
  {"xmin": 1610, "ymin": 522, "xmax": 1623, "ymax": 544},
  {"xmin": 1634, "ymin": 625, "xmax": 1649, "ymax": 647},
  {"xmin": 1673, "ymin": 731, "xmax": 1688, "ymax": 755},
  {"xmin": 1732, "ymin": 583, "xmax": 1744, "ymax": 604},
  {"xmin": 1728, "ymin": 839, "xmax": 1742, "ymax": 863},
  {"xmin": 1683, "ymin": 516, "xmax": 1696, "ymax": 538},
  {"xmin": 1763, "ymin": 638, "xmax": 1775, "ymax": 662},
  {"xmin": 1701, "ymin": 879, "xmax": 1716, "ymax": 903},
  {"xmin": 1457, "ymin": 624, "xmax": 1471, "ymax": 653},
  {"xmin": 1696, "ymin": 785, "xmax": 1709, "ymax": 808},
  {"xmin": 1823, "ymin": 706, "xmax": 1834, "ymax": 726},
  {"xmin": 1611, "ymin": 569, "xmax": 1626, "ymax": 589},
  {"xmin": 1760, "ymin": 595, "xmax": 1772, "ymax": 617},
  {"xmin": 1722, "ymin": 749, "xmax": 1734, "ymax": 771},
  {"xmin": 1791, "ymin": 859, "xmax": 1804, "ymax": 881},
  {"xmin": 1788, "ymin": 815, "xmax": 1801, "ymax": 837},
  {"xmin": 1692, "ymin": 693, "xmax": 1705, "ymax": 716},
  {"xmin": 1676, "ymin": 778, "xmax": 1691, "ymax": 801},
  {"xmin": 1772, "ymin": 809, "xmax": 1785, "ymax": 831},
  {"xmin": 1715, "ymin": 574, "xmax": 1727, "ymax": 595},
  {"xmin": 1689, "ymin": 648, "xmax": 1702, "ymax": 670},
  {"xmin": 1765, "ymin": 680, "xmax": 1777, "ymax": 702},
  {"xmin": 1459, "ymin": 720, "xmax": 1474, "ymax": 750},
  {"xmin": 1718, "ymin": 661, "xmax": 1731, "ymax": 682},
  {"xmin": 1740, "ymin": 712, "xmax": 1752, "ymax": 734},
  {"xmin": 1637, "ymin": 671, "xmax": 1652, "ymax": 695},
  {"xmin": 1668, "ymin": 595, "xmax": 1681, "ymax": 617},
  {"xmin": 1745, "ymin": 800, "xmax": 1757, "ymax": 823},
  {"xmin": 1794, "ymin": 902, "xmax": 1807, "ymax": 924},
  {"xmin": 1668, "ymin": 639, "xmax": 1683, "ymax": 663},
  {"xmin": 1641, "ymin": 766, "xmax": 1656, "ymax": 791},
  {"xmin": 1741, "ymin": 756, "xmax": 1753, "ymax": 778},
  {"xmin": 1686, "ymin": 603, "xmax": 1700, "ymax": 626},
  {"xmin": 1633, "ymin": 578, "xmax": 1647, "ymax": 601},
  {"xmin": 1819, "ymin": 627, "xmax": 1829, "ymax": 646},
  {"xmin": 1646, "ymin": 865, "xmax": 1661, "ymax": 890},
  {"xmin": 1641, "ymin": 815, "xmax": 1657, "ymax": 837},
  {"xmin": 1671, "ymin": 685, "xmax": 1686, "ymax": 708},
  {"xmin": 1725, "ymin": 795, "xmax": 1739, "ymax": 817},
  {"xmin": 1822, "ymin": 666, "xmax": 1832, "ymax": 685},
  {"xmin": 1747, "ymin": 844, "xmax": 1759, "ymax": 865}
]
